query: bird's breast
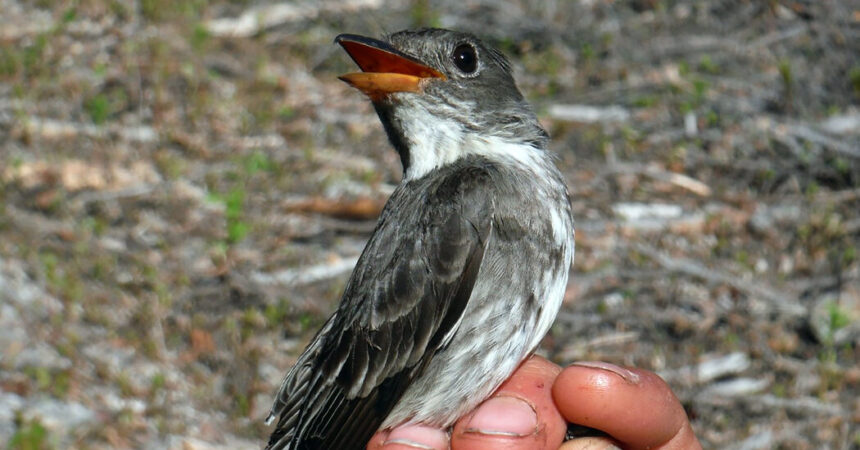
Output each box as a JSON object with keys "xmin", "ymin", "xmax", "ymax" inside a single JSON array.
[{"xmin": 381, "ymin": 159, "xmax": 574, "ymax": 429}]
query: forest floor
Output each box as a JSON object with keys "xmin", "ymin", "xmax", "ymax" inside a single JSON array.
[{"xmin": 1, "ymin": 0, "xmax": 858, "ymax": 448}]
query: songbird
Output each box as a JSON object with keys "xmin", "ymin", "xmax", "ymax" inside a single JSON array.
[{"xmin": 265, "ymin": 28, "xmax": 574, "ymax": 450}]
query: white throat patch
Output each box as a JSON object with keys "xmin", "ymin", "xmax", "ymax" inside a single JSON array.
[{"xmin": 393, "ymin": 100, "xmax": 547, "ymax": 180}]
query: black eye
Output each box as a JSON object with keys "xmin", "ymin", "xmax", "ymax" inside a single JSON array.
[{"xmin": 452, "ymin": 43, "xmax": 477, "ymax": 74}]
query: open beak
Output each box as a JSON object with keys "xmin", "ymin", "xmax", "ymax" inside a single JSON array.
[{"xmin": 335, "ymin": 34, "xmax": 446, "ymax": 102}]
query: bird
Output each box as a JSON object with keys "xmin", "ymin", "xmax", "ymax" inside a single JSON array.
[{"xmin": 265, "ymin": 28, "xmax": 575, "ymax": 450}]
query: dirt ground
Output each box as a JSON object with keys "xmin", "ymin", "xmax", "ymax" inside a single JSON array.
[{"xmin": 1, "ymin": 0, "xmax": 858, "ymax": 448}]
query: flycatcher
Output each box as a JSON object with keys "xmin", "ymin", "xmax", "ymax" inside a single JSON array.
[{"xmin": 265, "ymin": 28, "xmax": 575, "ymax": 450}]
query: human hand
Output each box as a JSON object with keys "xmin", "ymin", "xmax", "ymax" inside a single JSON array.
[{"xmin": 367, "ymin": 355, "xmax": 701, "ymax": 450}]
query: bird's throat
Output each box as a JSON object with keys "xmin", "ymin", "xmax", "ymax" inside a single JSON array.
[{"xmin": 373, "ymin": 102, "xmax": 412, "ymax": 175}]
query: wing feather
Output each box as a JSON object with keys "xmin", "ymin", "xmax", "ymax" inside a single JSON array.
[{"xmin": 266, "ymin": 166, "xmax": 495, "ymax": 450}]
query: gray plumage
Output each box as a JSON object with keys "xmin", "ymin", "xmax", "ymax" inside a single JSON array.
[{"xmin": 266, "ymin": 28, "xmax": 574, "ymax": 450}]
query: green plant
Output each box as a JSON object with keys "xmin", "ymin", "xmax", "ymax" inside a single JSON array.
[
  {"xmin": 0, "ymin": 47, "xmax": 19, "ymax": 77},
  {"xmin": 61, "ymin": 7, "xmax": 77, "ymax": 24},
  {"xmin": 225, "ymin": 188, "xmax": 248, "ymax": 244},
  {"xmin": 23, "ymin": 34, "xmax": 48, "ymax": 77},
  {"xmin": 778, "ymin": 59, "xmax": 793, "ymax": 86},
  {"xmin": 8, "ymin": 416, "xmax": 50, "ymax": 450},
  {"xmin": 849, "ymin": 66, "xmax": 860, "ymax": 95},
  {"xmin": 84, "ymin": 94, "xmax": 110, "ymax": 124},
  {"xmin": 409, "ymin": 0, "xmax": 440, "ymax": 28},
  {"xmin": 698, "ymin": 55, "xmax": 719, "ymax": 74},
  {"xmin": 632, "ymin": 95, "xmax": 657, "ymax": 108},
  {"xmin": 208, "ymin": 188, "xmax": 249, "ymax": 245},
  {"xmin": 842, "ymin": 245, "xmax": 857, "ymax": 266},
  {"xmin": 580, "ymin": 42, "xmax": 594, "ymax": 61},
  {"xmin": 151, "ymin": 372, "xmax": 166, "ymax": 393},
  {"xmin": 191, "ymin": 23, "xmax": 210, "ymax": 51},
  {"xmin": 244, "ymin": 151, "xmax": 275, "ymax": 175},
  {"xmin": 692, "ymin": 78, "xmax": 709, "ymax": 103},
  {"xmin": 264, "ymin": 299, "xmax": 291, "ymax": 327},
  {"xmin": 825, "ymin": 302, "xmax": 850, "ymax": 340},
  {"xmin": 778, "ymin": 58, "xmax": 793, "ymax": 108}
]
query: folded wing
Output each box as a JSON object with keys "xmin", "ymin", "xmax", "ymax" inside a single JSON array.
[{"xmin": 266, "ymin": 169, "xmax": 496, "ymax": 450}]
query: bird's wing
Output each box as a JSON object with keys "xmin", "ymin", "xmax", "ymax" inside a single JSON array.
[{"xmin": 266, "ymin": 168, "xmax": 495, "ymax": 450}]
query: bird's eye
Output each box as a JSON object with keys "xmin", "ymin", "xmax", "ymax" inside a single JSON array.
[{"xmin": 452, "ymin": 43, "xmax": 477, "ymax": 74}]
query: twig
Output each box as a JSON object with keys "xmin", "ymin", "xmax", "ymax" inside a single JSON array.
[
  {"xmin": 5, "ymin": 204, "xmax": 74, "ymax": 238},
  {"xmin": 744, "ymin": 24, "xmax": 807, "ymax": 50},
  {"xmin": 548, "ymin": 104, "xmax": 630, "ymax": 124},
  {"xmin": 20, "ymin": 117, "xmax": 157, "ymax": 143},
  {"xmin": 205, "ymin": 0, "xmax": 382, "ymax": 37},
  {"xmin": 816, "ymin": 188, "xmax": 860, "ymax": 203},
  {"xmin": 250, "ymin": 256, "xmax": 359, "ymax": 287},
  {"xmin": 630, "ymin": 243, "xmax": 806, "ymax": 317},
  {"xmin": 576, "ymin": 162, "xmax": 712, "ymax": 197},
  {"xmin": 283, "ymin": 196, "xmax": 386, "ymax": 220},
  {"xmin": 660, "ymin": 352, "xmax": 751, "ymax": 384},
  {"xmin": 762, "ymin": 118, "xmax": 860, "ymax": 159},
  {"xmin": 788, "ymin": 124, "xmax": 860, "ymax": 159},
  {"xmin": 555, "ymin": 331, "xmax": 641, "ymax": 361},
  {"xmin": 697, "ymin": 393, "xmax": 844, "ymax": 416},
  {"xmin": 72, "ymin": 184, "xmax": 157, "ymax": 208}
]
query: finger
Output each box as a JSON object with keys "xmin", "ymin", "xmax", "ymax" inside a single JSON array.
[
  {"xmin": 450, "ymin": 355, "xmax": 567, "ymax": 450},
  {"xmin": 367, "ymin": 423, "xmax": 449, "ymax": 450},
  {"xmin": 552, "ymin": 361, "xmax": 701, "ymax": 450}
]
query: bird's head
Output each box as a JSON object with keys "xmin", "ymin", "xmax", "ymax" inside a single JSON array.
[{"xmin": 336, "ymin": 28, "xmax": 548, "ymax": 180}]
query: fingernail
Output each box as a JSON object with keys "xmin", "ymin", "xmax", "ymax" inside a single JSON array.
[
  {"xmin": 571, "ymin": 361, "xmax": 640, "ymax": 384},
  {"xmin": 383, "ymin": 424, "xmax": 449, "ymax": 450},
  {"xmin": 464, "ymin": 396, "xmax": 538, "ymax": 437}
]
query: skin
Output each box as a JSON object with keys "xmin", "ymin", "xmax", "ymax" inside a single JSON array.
[{"xmin": 367, "ymin": 356, "xmax": 702, "ymax": 450}]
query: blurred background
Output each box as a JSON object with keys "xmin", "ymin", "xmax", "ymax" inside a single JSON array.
[{"xmin": 1, "ymin": 0, "xmax": 858, "ymax": 448}]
